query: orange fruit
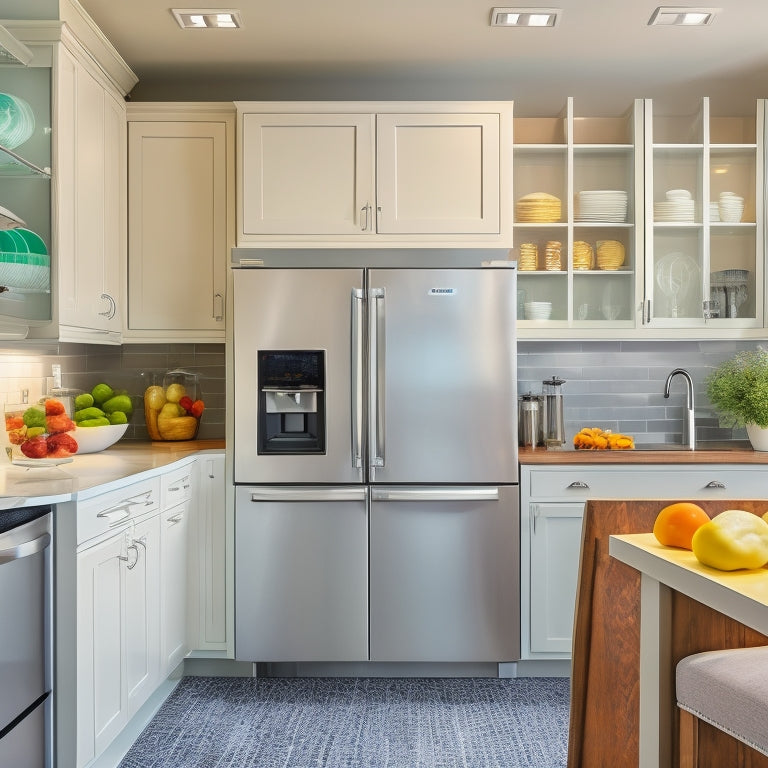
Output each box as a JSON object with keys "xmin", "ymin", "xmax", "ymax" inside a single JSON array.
[{"xmin": 653, "ymin": 502, "xmax": 710, "ymax": 550}]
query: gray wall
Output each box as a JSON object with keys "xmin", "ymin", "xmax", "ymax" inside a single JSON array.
[{"xmin": 518, "ymin": 339, "xmax": 761, "ymax": 445}]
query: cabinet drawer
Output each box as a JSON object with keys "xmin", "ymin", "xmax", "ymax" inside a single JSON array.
[
  {"xmin": 161, "ymin": 463, "xmax": 194, "ymax": 509},
  {"xmin": 527, "ymin": 466, "xmax": 768, "ymax": 501},
  {"xmin": 77, "ymin": 477, "xmax": 161, "ymax": 545}
]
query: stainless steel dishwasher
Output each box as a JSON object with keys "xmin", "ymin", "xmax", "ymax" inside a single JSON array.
[{"xmin": 0, "ymin": 504, "xmax": 52, "ymax": 768}]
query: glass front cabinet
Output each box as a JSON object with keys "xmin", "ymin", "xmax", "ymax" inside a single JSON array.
[
  {"xmin": 513, "ymin": 97, "xmax": 766, "ymax": 338},
  {"xmin": 513, "ymin": 98, "xmax": 643, "ymax": 335},
  {"xmin": 644, "ymin": 97, "xmax": 763, "ymax": 332}
]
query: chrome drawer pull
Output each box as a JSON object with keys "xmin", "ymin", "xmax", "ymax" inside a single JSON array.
[
  {"xmin": 568, "ymin": 481, "xmax": 590, "ymax": 489},
  {"xmin": 97, "ymin": 506, "xmax": 131, "ymax": 525},
  {"xmin": 705, "ymin": 480, "xmax": 726, "ymax": 489},
  {"xmin": 167, "ymin": 513, "xmax": 184, "ymax": 525}
]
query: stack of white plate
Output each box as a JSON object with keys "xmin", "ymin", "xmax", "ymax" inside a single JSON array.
[
  {"xmin": 654, "ymin": 189, "xmax": 695, "ymax": 222},
  {"xmin": 524, "ymin": 301, "xmax": 552, "ymax": 320},
  {"xmin": 718, "ymin": 192, "xmax": 744, "ymax": 223},
  {"xmin": 709, "ymin": 202, "xmax": 720, "ymax": 222},
  {"xmin": 574, "ymin": 190, "xmax": 628, "ymax": 222},
  {"xmin": 0, "ymin": 93, "xmax": 35, "ymax": 150}
]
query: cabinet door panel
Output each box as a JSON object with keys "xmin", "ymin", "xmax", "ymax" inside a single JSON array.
[
  {"xmin": 376, "ymin": 113, "xmax": 500, "ymax": 234},
  {"xmin": 161, "ymin": 502, "xmax": 190, "ymax": 674},
  {"xmin": 76, "ymin": 533, "xmax": 126, "ymax": 767},
  {"xmin": 125, "ymin": 515, "xmax": 160, "ymax": 718},
  {"xmin": 529, "ymin": 502, "xmax": 584, "ymax": 654},
  {"xmin": 128, "ymin": 121, "xmax": 228, "ymax": 332},
  {"xmin": 241, "ymin": 113, "xmax": 374, "ymax": 235}
]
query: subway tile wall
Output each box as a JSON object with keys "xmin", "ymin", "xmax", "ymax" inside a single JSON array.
[
  {"xmin": 0, "ymin": 342, "xmax": 225, "ymax": 440},
  {"xmin": 517, "ymin": 339, "xmax": 765, "ymax": 445},
  {"xmin": 0, "ymin": 338, "xmax": 762, "ymax": 447}
]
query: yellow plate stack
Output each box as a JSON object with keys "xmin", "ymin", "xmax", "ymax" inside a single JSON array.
[
  {"xmin": 518, "ymin": 242, "xmax": 538, "ymax": 271},
  {"xmin": 572, "ymin": 241, "xmax": 594, "ymax": 270},
  {"xmin": 515, "ymin": 192, "xmax": 562, "ymax": 223},
  {"xmin": 596, "ymin": 240, "xmax": 625, "ymax": 270}
]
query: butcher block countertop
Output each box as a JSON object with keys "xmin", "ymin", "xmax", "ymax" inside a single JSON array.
[{"xmin": 519, "ymin": 441, "xmax": 768, "ymax": 465}]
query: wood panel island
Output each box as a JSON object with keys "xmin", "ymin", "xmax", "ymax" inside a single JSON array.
[{"xmin": 518, "ymin": 447, "xmax": 768, "ymax": 766}]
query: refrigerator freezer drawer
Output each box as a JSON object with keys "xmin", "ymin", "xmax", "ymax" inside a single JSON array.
[
  {"xmin": 369, "ymin": 484, "xmax": 520, "ymax": 662},
  {"xmin": 234, "ymin": 485, "xmax": 368, "ymax": 662}
]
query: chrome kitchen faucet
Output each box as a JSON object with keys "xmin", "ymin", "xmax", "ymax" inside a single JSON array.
[{"xmin": 664, "ymin": 368, "xmax": 695, "ymax": 450}]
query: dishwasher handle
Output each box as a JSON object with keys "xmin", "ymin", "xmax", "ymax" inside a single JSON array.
[
  {"xmin": 371, "ymin": 487, "xmax": 500, "ymax": 502},
  {"xmin": 0, "ymin": 532, "xmax": 51, "ymax": 564}
]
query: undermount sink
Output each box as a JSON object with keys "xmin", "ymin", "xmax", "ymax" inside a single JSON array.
[{"xmin": 633, "ymin": 441, "xmax": 752, "ymax": 452}]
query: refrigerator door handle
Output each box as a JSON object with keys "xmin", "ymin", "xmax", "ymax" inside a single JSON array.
[
  {"xmin": 370, "ymin": 487, "xmax": 500, "ymax": 502},
  {"xmin": 248, "ymin": 486, "xmax": 369, "ymax": 503},
  {"xmin": 369, "ymin": 287, "xmax": 385, "ymax": 469},
  {"xmin": 351, "ymin": 288, "xmax": 365, "ymax": 469}
]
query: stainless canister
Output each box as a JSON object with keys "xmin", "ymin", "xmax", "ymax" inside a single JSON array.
[
  {"xmin": 518, "ymin": 393, "xmax": 544, "ymax": 448},
  {"xmin": 542, "ymin": 376, "xmax": 566, "ymax": 447}
]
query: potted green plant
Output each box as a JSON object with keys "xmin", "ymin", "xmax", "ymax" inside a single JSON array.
[{"xmin": 706, "ymin": 348, "xmax": 768, "ymax": 450}]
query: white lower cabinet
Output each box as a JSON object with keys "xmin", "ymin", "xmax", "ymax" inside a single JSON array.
[
  {"xmin": 520, "ymin": 462, "xmax": 768, "ymax": 661},
  {"xmin": 74, "ymin": 454, "xmax": 227, "ymax": 767},
  {"xmin": 75, "ymin": 481, "xmax": 161, "ymax": 768},
  {"xmin": 528, "ymin": 502, "xmax": 584, "ymax": 655}
]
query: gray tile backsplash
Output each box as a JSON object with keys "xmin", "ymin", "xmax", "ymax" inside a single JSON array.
[
  {"xmin": 0, "ymin": 342, "xmax": 226, "ymax": 441},
  {"xmin": 517, "ymin": 339, "xmax": 763, "ymax": 445},
  {"xmin": 0, "ymin": 337, "xmax": 762, "ymax": 448}
]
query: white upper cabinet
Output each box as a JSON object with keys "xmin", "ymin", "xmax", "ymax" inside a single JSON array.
[
  {"xmin": 7, "ymin": 14, "xmax": 137, "ymax": 345},
  {"xmin": 375, "ymin": 113, "xmax": 500, "ymax": 234},
  {"xmin": 236, "ymin": 101, "xmax": 513, "ymax": 247},
  {"xmin": 643, "ymin": 96, "xmax": 764, "ymax": 333},
  {"xmin": 126, "ymin": 104, "xmax": 234, "ymax": 342},
  {"xmin": 513, "ymin": 98, "xmax": 644, "ymax": 337},
  {"xmin": 55, "ymin": 41, "xmax": 125, "ymax": 342},
  {"xmin": 241, "ymin": 112, "xmax": 373, "ymax": 236}
]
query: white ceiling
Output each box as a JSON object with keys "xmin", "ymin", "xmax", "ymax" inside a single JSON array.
[{"xmin": 77, "ymin": 0, "xmax": 768, "ymax": 114}]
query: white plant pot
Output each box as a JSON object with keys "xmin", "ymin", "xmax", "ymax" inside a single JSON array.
[{"xmin": 746, "ymin": 423, "xmax": 768, "ymax": 451}]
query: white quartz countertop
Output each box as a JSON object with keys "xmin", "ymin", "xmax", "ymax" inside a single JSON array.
[{"xmin": 0, "ymin": 441, "xmax": 225, "ymax": 507}]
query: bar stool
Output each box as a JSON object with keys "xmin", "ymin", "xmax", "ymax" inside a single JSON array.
[{"xmin": 676, "ymin": 646, "xmax": 768, "ymax": 767}]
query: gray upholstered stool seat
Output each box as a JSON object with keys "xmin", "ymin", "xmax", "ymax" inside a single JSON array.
[{"xmin": 676, "ymin": 645, "xmax": 768, "ymax": 758}]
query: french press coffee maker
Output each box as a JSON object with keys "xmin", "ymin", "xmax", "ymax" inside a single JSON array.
[{"xmin": 542, "ymin": 376, "xmax": 566, "ymax": 447}]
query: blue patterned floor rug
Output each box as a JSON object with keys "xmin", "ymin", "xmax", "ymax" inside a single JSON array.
[{"xmin": 119, "ymin": 676, "xmax": 570, "ymax": 768}]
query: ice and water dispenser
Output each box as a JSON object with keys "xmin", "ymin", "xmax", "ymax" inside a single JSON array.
[{"xmin": 258, "ymin": 350, "xmax": 326, "ymax": 454}]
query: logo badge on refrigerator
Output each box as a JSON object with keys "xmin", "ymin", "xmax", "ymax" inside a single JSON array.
[{"xmin": 428, "ymin": 288, "xmax": 457, "ymax": 296}]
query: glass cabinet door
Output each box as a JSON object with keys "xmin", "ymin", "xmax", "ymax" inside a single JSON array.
[
  {"xmin": 514, "ymin": 98, "xmax": 642, "ymax": 333},
  {"xmin": 0, "ymin": 49, "xmax": 52, "ymax": 332},
  {"xmin": 644, "ymin": 97, "xmax": 762, "ymax": 329}
]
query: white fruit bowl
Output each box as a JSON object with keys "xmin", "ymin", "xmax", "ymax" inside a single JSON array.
[{"xmin": 72, "ymin": 423, "xmax": 128, "ymax": 454}]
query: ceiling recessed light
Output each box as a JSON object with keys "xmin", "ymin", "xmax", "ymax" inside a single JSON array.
[
  {"xmin": 171, "ymin": 8, "xmax": 242, "ymax": 29},
  {"xmin": 490, "ymin": 7, "xmax": 560, "ymax": 27},
  {"xmin": 648, "ymin": 7, "xmax": 719, "ymax": 26}
]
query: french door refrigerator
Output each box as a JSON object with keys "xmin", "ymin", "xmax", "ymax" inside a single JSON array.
[{"xmin": 233, "ymin": 265, "xmax": 519, "ymax": 663}]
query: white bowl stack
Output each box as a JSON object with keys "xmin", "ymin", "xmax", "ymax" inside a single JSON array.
[
  {"xmin": 524, "ymin": 301, "xmax": 553, "ymax": 320},
  {"xmin": 654, "ymin": 189, "xmax": 695, "ymax": 222},
  {"xmin": 717, "ymin": 191, "xmax": 744, "ymax": 223}
]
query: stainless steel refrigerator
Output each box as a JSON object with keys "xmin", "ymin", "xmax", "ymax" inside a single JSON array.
[{"xmin": 233, "ymin": 264, "xmax": 519, "ymax": 663}]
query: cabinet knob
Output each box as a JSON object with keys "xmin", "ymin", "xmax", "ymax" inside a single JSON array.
[
  {"xmin": 705, "ymin": 480, "xmax": 726, "ymax": 489},
  {"xmin": 568, "ymin": 481, "xmax": 590, "ymax": 489}
]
